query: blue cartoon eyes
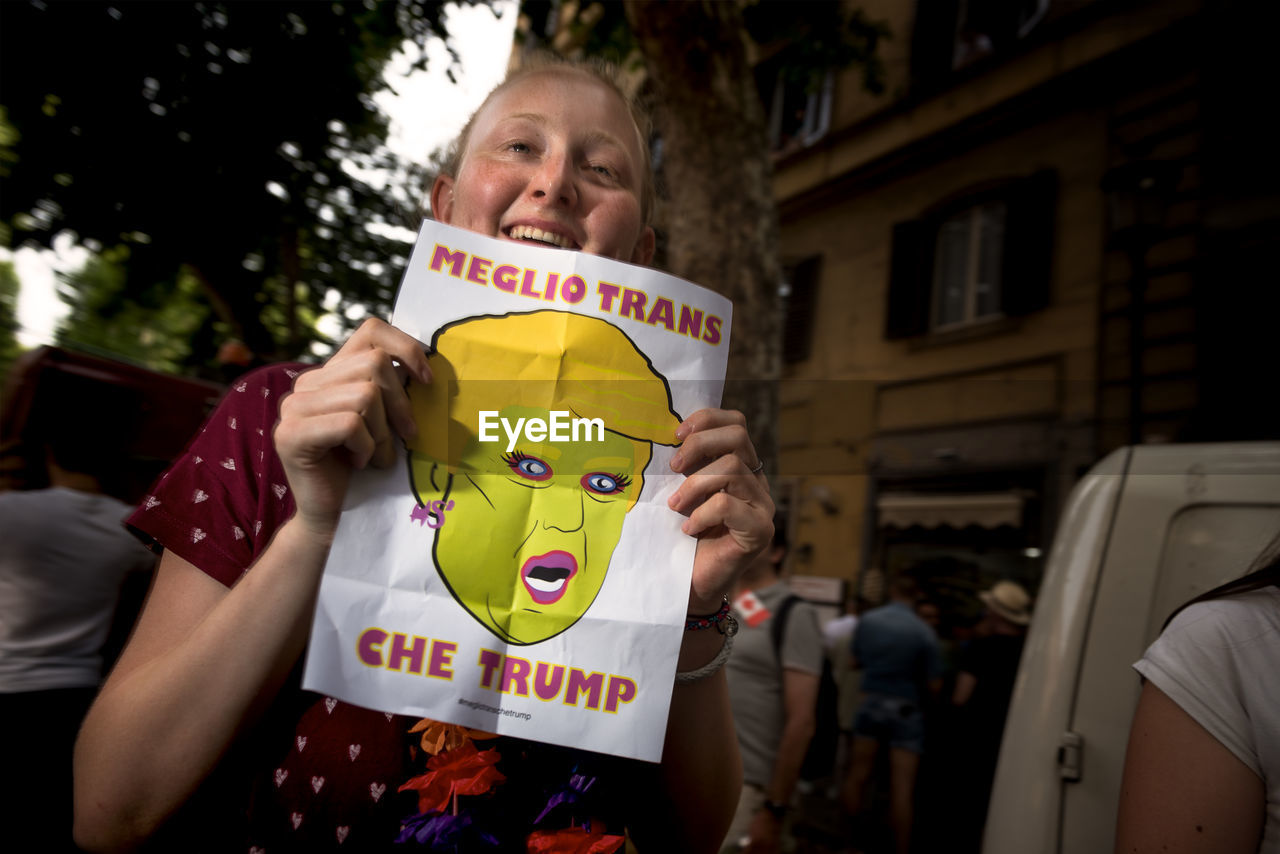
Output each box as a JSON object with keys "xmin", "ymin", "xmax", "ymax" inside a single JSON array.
[
  {"xmin": 503, "ymin": 452, "xmax": 553, "ymax": 482},
  {"xmin": 501, "ymin": 452, "xmax": 630, "ymax": 495},
  {"xmin": 582, "ymin": 473, "xmax": 624, "ymax": 495}
]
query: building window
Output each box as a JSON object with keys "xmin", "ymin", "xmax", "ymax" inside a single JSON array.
[
  {"xmin": 756, "ymin": 54, "xmax": 834, "ymax": 155},
  {"xmin": 781, "ymin": 256, "xmax": 822, "ymax": 363},
  {"xmin": 953, "ymin": 0, "xmax": 1051, "ymax": 69},
  {"xmin": 885, "ymin": 170, "xmax": 1056, "ymax": 340},
  {"xmin": 912, "ymin": 0, "xmax": 1053, "ymax": 90},
  {"xmin": 932, "ymin": 200, "xmax": 1006, "ymax": 329}
]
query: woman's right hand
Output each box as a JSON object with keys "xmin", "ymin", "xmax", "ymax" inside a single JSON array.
[{"xmin": 274, "ymin": 318, "xmax": 431, "ymax": 540}]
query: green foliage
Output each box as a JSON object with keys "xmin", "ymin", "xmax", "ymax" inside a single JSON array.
[
  {"xmin": 0, "ymin": 1, "xmax": 492, "ymax": 365},
  {"xmin": 0, "ymin": 260, "xmax": 22, "ymax": 382},
  {"xmin": 54, "ymin": 247, "xmax": 213, "ymax": 375}
]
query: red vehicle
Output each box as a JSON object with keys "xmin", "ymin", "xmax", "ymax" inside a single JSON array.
[{"xmin": 0, "ymin": 346, "xmax": 225, "ymax": 504}]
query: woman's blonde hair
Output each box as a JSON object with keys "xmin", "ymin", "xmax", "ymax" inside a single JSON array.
[{"xmin": 432, "ymin": 54, "xmax": 657, "ymax": 226}]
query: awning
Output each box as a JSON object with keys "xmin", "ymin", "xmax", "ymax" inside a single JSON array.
[{"xmin": 877, "ymin": 491, "xmax": 1024, "ymax": 530}]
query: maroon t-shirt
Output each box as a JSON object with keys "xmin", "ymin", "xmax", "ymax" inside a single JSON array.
[
  {"xmin": 129, "ymin": 365, "xmax": 413, "ymax": 851},
  {"xmin": 127, "ymin": 365, "xmax": 639, "ymax": 852}
]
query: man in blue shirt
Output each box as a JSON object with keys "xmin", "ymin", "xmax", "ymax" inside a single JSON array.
[{"xmin": 840, "ymin": 574, "xmax": 942, "ymax": 854}]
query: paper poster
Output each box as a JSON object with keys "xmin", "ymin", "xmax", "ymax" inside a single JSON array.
[{"xmin": 302, "ymin": 220, "xmax": 732, "ymax": 761}]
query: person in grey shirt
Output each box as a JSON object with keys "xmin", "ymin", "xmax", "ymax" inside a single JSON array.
[{"xmin": 721, "ymin": 524, "xmax": 824, "ymax": 853}]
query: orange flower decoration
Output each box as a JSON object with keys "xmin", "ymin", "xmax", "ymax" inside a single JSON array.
[
  {"xmin": 398, "ymin": 740, "xmax": 506, "ymax": 814},
  {"xmin": 409, "ymin": 718, "xmax": 497, "ymax": 756},
  {"xmin": 526, "ymin": 827, "xmax": 625, "ymax": 854}
]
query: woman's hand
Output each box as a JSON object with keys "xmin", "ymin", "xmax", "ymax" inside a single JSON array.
[
  {"xmin": 274, "ymin": 318, "xmax": 431, "ymax": 540},
  {"xmin": 666, "ymin": 408, "xmax": 774, "ymax": 614}
]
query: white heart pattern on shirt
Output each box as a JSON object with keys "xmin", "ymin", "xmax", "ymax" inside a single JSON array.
[
  {"xmin": 274, "ymin": 768, "xmax": 288, "ymax": 787},
  {"xmin": 370, "ymin": 782, "xmax": 386, "ymax": 802},
  {"xmin": 235, "ymin": 382, "xmax": 248, "ymax": 393},
  {"xmin": 383, "ymin": 712, "xmax": 394, "ymax": 721},
  {"xmin": 145, "ymin": 495, "xmax": 161, "ymax": 510},
  {"xmin": 233, "ymin": 526, "xmax": 245, "ymax": 541},
  {"xmin": 348, "ymin": 744, "xmax": 361, "ymax": 762},
  {"xmin": 221, "ymin": 458, "xmax": 236, "ymax": 470},
  {"xmin": 335, "ymin": 826, "xmax": 350, "ymax": 845},
  {"xmin": 291, "ymin": 812, "xmax": 303, "ymax": 830},
  {"xmin": 190, "ymin": 528, "xmax": 206, "ymax": 544},
  {"xmin": 228, "ymin": 416, "xmax": 238, "ymax": 430},
  {"xmin": 311, "ymin": 775, "xmax": 324, "ymax": 794},
  {"xmin": 324, "ymin": 697, "xmax": 337, "ymax": 714},
  {"xmin": 272, "ymin": 483, "xmax": 287, "ymax": 500},
  {"xmin": 192, "ymin": 489, "xmax": 208, "ymax": 504},
  {"xmin": 296, "ymin": 736, "xmax": 307, "ymax": 752}
]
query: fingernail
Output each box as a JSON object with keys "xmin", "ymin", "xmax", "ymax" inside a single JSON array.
[
  {"xmin": 675, "ymin": 422, "xmax": 691, "ymax": 440},
  {"xmin": 667, "ymin": 492, "xmax": 681, "ymax": 510},
  {"xmin": 670, "ymin": 452, "xmax": 684, "ymax": 471}
]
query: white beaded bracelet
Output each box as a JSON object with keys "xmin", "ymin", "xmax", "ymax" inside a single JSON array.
[{"xmin": 674, "ymin": 631, "xmax": 734, "ymax": 684}]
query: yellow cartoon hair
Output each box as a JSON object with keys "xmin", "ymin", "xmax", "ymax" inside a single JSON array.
[{"xmin": 405, "ymin": 310, "xmax": 681, "ymax": 466}]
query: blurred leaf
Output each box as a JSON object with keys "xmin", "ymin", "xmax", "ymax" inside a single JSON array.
[
  {"xmin": 0, "ymin": 260, "xmax": 23, "ymax": 382},
  {"xmin": 55, "ymin": 249, "xmax": 212, "ymax": 375}
]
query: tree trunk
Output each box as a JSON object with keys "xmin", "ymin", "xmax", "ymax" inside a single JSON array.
[{"xmin": 624, "ymin": 0, "xmax": 782, "ymax": 477}]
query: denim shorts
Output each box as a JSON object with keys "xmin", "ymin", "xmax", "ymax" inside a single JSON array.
[{"xmin": 852, "ymin": 693, "xmax": 926, "ymax": 754}]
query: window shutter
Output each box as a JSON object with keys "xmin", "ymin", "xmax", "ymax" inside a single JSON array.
[
  {"xmin": 1001, "ymin": 169, "xmax": 1057, "ymax": 317},
  {"xmin": 782, "ymin": 256, "xmax": 822, "ymax": 364},
  {"xmin": 885, "ymin": 219, "xmax": 933, "ymax": 339}
]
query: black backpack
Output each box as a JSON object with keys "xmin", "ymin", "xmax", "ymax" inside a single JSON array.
[{"xmin": 771, "ymin": 595, "xmax": 842, "ymax": 781}]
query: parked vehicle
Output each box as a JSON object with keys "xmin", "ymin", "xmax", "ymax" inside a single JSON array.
[
  {"xmin": 983, "ymin": 442, "xmax": 1280, "ymax": 854},
  {"xmin": 0, "ymin": 346, "xmax": 223, "ymax": 502}
]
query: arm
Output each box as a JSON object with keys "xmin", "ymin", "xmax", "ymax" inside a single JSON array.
[
  {"xmin": 1114, "ymin": 681, "xmax": 1264, "ymax": 854},
  {"xmin": 630, "ymin": 408, "xmax": 774, "ymax": 852},
  {"xmin": 951, "ymin": 670, "xmax": 977, "ymax": 706},
  {"xmin": 73, "ymin": 525, "xmax": 331, "ymax": 850},
  {"xmin": 73, "ymin": 320, "xmax": 431, "ymax": 852},
  {"xmin": 743, "ymin": 668, "xmax": 820, "ymax": 854}
]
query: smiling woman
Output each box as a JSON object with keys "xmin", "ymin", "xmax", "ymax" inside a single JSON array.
[
  {"xmin": 73, "ymin": 52, "xmax": 773, "ymax": 854},
  {"xmin": 430, "ymin": 59, "xmax": 657, "ymax": 264}
]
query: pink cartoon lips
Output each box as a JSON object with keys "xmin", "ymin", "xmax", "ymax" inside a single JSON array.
[{"xmin": 520, "ymin": 550, "xmax": 579, "ymax": 605}]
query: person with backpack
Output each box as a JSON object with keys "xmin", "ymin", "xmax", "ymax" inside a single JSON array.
[{"xmin": 720, "ymin": 522, "xmax": 825, "ymax": 853}]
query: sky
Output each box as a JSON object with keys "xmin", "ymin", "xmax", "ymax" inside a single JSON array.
[{"xmin": 6, "ymin": 0, "xmax": 517, "ymax": 349}]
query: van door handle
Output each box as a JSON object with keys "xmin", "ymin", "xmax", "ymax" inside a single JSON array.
[{"xmin": 1058, "ymin": 731, "xmax": 1083, "ymax": 782}]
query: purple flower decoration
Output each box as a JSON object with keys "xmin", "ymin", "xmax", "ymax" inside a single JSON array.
[
  {"xmin": 534, "ymin": 773, "xmax": 598, "ymax": 825},
  {"xmin": 396, "ymin": 810, "xmax": 499, "ymax": 848}
]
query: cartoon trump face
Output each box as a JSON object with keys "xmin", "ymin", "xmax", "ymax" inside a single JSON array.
[{"xmin": 405, "ymin": 310, "xmax": 680, "ymax": 646}]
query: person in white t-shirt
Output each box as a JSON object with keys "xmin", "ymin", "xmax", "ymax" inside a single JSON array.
[
  {"xmin": 1116, "ymin": 534, "xmax": 1280, "ymax": 854},
  {"xmin": 0, "ymin": 384, "xmax": 158, "ymax": 853}
]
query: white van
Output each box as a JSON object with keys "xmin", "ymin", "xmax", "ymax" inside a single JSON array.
[{"xmin": 982, "ymin": 442, "xmax": 1280, "ymax": 854}]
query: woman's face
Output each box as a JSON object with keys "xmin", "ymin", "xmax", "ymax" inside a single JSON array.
[
  {"xmin": 414, "ymin": 405, "xmax": 650, "ymax": 645},
  {"xmin": 432, "ymin": 70, "xmax": 655, "ymax": 265}
]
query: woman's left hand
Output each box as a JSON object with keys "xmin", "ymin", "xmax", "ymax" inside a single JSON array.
[{"xmin": 667, "ymin": 408, "xmax": 775, "ymax": 614}]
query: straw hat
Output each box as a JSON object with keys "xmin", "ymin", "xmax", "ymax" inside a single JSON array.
[{"xmin": 979, "ymin": 580, "xmax": 1033, "ymax": 626}]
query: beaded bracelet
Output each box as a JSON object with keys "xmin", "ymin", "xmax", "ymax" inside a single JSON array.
[
  {"xmin": 685, "ymin": 597, "xmax": 734, "ymax": 633},
  {"xmin": 674, "ymin": 631, "xmax": 734, "ymax": 684}
]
